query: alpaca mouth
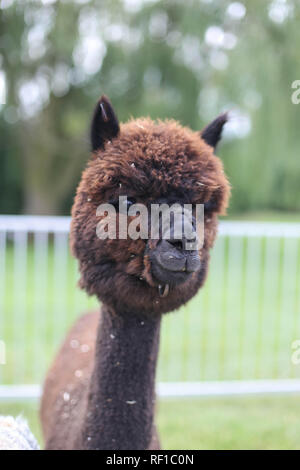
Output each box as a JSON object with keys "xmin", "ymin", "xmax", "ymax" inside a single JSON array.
[
  {"xmin": 151, "ymin": 262, "xmax": 194, "ymax": 286},
  {"xmin": 149, "ymin": 239, "xmax": 201, "ymax": 287}
]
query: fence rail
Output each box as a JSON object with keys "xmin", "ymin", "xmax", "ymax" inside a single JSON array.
[
  {"xmin": 3, "ymin": 379, "xmax": 300, "ymax": 401},
  {"xmin": 1, "ymin": 215, "xmax": 300, "ymax": 236},
  {"xmin": 1, "ymin": 215, "xmax": 300, "ymax": 398}
]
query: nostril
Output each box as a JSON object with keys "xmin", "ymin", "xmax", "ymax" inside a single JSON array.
[{"xmin": 167, "ymin": 239, "xmax": 184, "ymax": 251}]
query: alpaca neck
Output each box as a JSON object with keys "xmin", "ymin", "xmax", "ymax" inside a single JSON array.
[{"xmin": 80, "ymin": 306, "xmax": 161, "ymax": 450}]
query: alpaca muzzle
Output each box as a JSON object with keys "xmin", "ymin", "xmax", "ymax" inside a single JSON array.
[
  {"xmin": 154, "ymin": 239, "xmax": 200, "ymax": 273},
  {"xmin": 149, "ymin": 237, "xmax": 201, "ymax": 288}
]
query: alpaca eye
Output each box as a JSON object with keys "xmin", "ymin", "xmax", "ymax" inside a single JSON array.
[
  {"xmin": 108, "ymin": 197, "xmax": 136, "ymax": 213},
  {"xmin": 121, "ymin": 198, "xmax": 136, "ymax": 211},
  {"xmin": 126, "ymin": 198, "xmax": 136, "ymax": 207},
  {"xmin": 119, "ymin": 198, "xmax": 136, "ymax": 214}
]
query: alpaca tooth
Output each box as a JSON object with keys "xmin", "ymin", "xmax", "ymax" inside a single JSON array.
[{"xmin": 158, "ymin": 284, "xmax": 169, "ymax": 297}]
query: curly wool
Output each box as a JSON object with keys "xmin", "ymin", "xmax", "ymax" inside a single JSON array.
[{"xmin": 0, "ymin": 416, "xmax": 40, "ymax": 450}]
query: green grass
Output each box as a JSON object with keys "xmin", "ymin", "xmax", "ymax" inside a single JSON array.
[{"xmin": 2, "ymin": 396, "xmax": 300, "ymax": 450}]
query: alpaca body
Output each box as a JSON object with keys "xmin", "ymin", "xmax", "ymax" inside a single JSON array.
[{"xmin": 41, "ymin": 96, "xmax": 230, "ymax": 449}]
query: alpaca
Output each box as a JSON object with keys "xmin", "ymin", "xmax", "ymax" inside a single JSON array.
[
  {"xmin": 40, "ymin": 95, "xmax": 230, "ymax": 450},
  {"xmin": 0, "ymin": 416, "xmax": 39, "ymax": 450}
]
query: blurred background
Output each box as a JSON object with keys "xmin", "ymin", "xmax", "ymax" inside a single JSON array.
[{"xmin": 1, "ymin": 0, "xmax": 300, "ymax": 450}]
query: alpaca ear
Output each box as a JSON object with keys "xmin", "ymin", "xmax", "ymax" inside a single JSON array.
[
  {"xmin": 90, "ymin": 95, "xmax": 120, "ymax": 152},
  {"xmin": 200, "ymin": 113, "xmax": 228, "ymax": 150}
]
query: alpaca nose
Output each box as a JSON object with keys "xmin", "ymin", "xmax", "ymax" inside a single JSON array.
[
  {"xmin": 167, "ymin": 238, "xmax": 185, "ymax": 251},
  {"xmin": 166, "ymin": 235, "xmax": 196, "ymax": 252},
  {"xmin": 149, "ymin": 207, "xmax": 201, "ymax": 284},
  {"xmin": 156, "ymin": 240, "xmax": 186, "ymax": 272}
]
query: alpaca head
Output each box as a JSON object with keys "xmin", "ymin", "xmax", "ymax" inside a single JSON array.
[{"xmin": 70, "ymin": 96, "xmax": 230, "ymax": 316}]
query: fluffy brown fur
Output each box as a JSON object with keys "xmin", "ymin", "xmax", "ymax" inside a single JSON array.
[{"xmin": 41, "ymin": 96, "xmax": 230, "ymax": 450}]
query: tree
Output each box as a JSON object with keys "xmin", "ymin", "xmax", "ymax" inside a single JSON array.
[{"xmin": 0, "ymin": 0, "xmax": 299, "ymax": 214}]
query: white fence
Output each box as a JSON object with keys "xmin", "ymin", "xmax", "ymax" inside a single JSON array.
[{"xmin": 1, "ymin": 215, "xmax": 300, "ymax": 398}]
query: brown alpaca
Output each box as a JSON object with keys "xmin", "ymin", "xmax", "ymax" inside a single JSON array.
[{"xmin": 40, "ymin": 96, "xmax": 230, "ymax": 450}]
